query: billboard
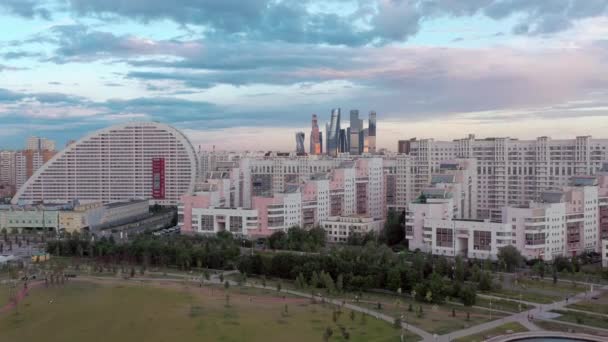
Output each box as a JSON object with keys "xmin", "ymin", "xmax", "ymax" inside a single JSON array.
[{"xmin": 152, "ymin": 158, "xmax": 165, "ymax": 199}]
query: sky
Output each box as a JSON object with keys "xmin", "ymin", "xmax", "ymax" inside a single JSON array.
[{"xmin": 1, "ymin": 0, "xmax": 608, "ymax": 151}]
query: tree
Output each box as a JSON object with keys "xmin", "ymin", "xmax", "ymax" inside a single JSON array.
[
  {"xmin": 428, "ymin": 272, "xmax": 446, "ymax": 303},
  {"xmin": 478, "ymin": 271, "xmax": 493, "ymax": 291},
  {"xmin": 382, "ymin": 209, "xmax": 405, "ymax": 245},
  {"xmin": 471, "ymin": 264, "xmax": 481, "ymax": 282},
  {"xmin": 571, "ymin": 257, "xmax": 580, "ymax": 273},
  {"xmin": 454, "ymin": 256, "xmax": 465, "ymax": 282},
  {"xmin": 322, "ymin": 272, "xmax": 335, "ymax": 293},
  {"xmin": 461, "ymin": 285, "xmax": 476, "ymax": 307},
  {"xmin": 552, "ymin": 266, "xmax": 558, "ymax": 284},
  {"xmin": 533, "ymin": 261, "xmax": 546, "ymax": 279},
  {"xmin": 416, "ymin": 305, "xmax": 424, "ymax": 318},
  {"xmin": 323, "ymin": 327, "xmax": 333, "ymax": 342},
  {"xmin": 483, "ymin": 258, "xmax": 493, "ymax": 272},
  {"xmin": 295, "ymin": 273, "xmax": 306, "ymax": 289},
  {"xmin": 336, "ymin": 274, "xmax": 344, "ymax": 293},
  {"xmin": 497, "ymin": 246, "xmax": 523, "ymax": 272},
  {"xmin": 393, "ymin": 317, "xmax": 402, "ymax": 329},
  {"xmin": 387, "ymin": 267, "xmax": 402, "ymax": 292}
]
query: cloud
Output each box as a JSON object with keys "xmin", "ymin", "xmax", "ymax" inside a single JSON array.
[
  {"xmin": 58, "ymin": 0, "xmax": 608, "ymax": 46},
  {"xmin": 0, "ymin": 0, "xmax": 52, "ymax": 20},
  {"xmin": 1, "ymin": 51, "xmax": 44, "ymax": 59},
  {"xmin": 0, "ymin": 64, "xmax": 26, "ymax": 72},
  {"xmin": 44, "ymin": 25, "xmax": 203, "ymax": 63}
]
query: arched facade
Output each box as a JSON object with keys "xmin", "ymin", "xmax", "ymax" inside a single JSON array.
[{"xmin": 12, "ymin": 122, "xmax": 198, "ymax": 205}]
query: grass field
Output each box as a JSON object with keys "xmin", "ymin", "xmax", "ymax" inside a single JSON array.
[
  {"xmin": 475, "ymin": 297, "xmax": 534, "ymax": 313},
  {"xmin": 567, "ymin": 301, "xmax": 608, "ymax": 315},
  {"xmin": 453, "ymin": 322, "xmax": 528, "ymax": 342},
  {"xmin": 484, "ymin": 288, "xmax": 559, "ymax": 304},
  {"xmin": 566, "ymin": 290, "xmax": 608, "ymax": 315},
  {"xmin": 239, "ymin": 274, "xmax": 507, "ymax": 335},
  {"xmin": 551, "ymin": 309, "xmax": 608, "ymax": 330},
  {"xmin": 0, "ymin": 284, "xmax": 9, "ymax": 307},
  {"xmin": 516, "ymin": 279, "xmax": 588, "ymax": 295},
  {"xmin": 0, "ymin": 279, "xmax": 415, "ymax": 342},
  {"xmin": 356, "ymin": 296, "xmax": 507, "ymax": 335},
  {"xmin": 534, "ymin": 320, "xmax": 608, "ymax": 338}
]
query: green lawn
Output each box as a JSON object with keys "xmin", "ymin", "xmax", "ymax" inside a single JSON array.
[
  {"xmin": 475, "ymin": 297, "xmax": 534, "ymax": 313},
  {"xmin": 453, "ymin": 322, "xmax": 528, "ymax": 342},
  {"xmin": 516, "ymin": 278, "xmax": 588, "ymax": 295},
  {"xmin": 356, "ymin": 297, "xmax": 507, "ymax": 335},
  {"xmin": 567, "ymin": 301, "xmax": 608, "ymax": 315},
  {"xmin": 534, "ymin": 320, "xmax": 608, "ymax": 338},
  {"xmin": 0, "ymin": 280, "xmax": 415, "ymax": 342},
  {"xmin": 551, "ymin": 309, "xmax": 608, "ymax": 330},
  {"xmin": 484, "ymin": 288, "xmax": 559, "ymax": 304},
  {"xmin": 0, "ymin": 284, "xmax": 9, "ymax": 307},
  {"xmin": 241, "ymin": 275, "xmax": 507, "ymax": 335}
]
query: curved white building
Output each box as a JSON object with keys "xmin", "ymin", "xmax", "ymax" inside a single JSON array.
[{"xmin": 12, "ymin": 122, "xmax": 198, "ymax": 205}]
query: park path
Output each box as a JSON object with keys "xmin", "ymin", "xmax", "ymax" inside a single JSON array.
[
  {"xmin": 437, "ymin": 284, "xmax": 607, "ymax": 342},
  {"xmin": 207, "ymin": 273, "xmax": 435, "ymax": 340},
  {"xmin": 7, "ymin": 270, "xmax": 604, "ymax": 342}
]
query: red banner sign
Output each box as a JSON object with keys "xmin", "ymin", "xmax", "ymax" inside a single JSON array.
[{"xmin": 152, "ymin": 158, "xmax": 165, "ymax": 199}]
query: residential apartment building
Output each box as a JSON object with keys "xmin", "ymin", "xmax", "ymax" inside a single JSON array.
[
  {"xmin": 179, "ymin": 154, "xmax": 385, "ymax": 238},
  {"xmin": 321, "ymin": 216, "xmax": 384, "ymax": 243},
  {"xmin": 12, "ymin": 122, "xmax": 199, "ymax": 206},
  {"xmin": 406, "ymin": 135, "xmax": 608, "ymax": 221}
]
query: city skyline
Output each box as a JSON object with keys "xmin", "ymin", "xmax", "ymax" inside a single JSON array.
[{"xmin": 1, "ymin": 1, "xmax": 608, "ymax": 150}]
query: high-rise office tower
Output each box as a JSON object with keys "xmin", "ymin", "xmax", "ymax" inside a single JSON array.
[
  {"xmin": 326, "ymin": 108, "xmax": 341, "ymax": 156},
  {"xmin": 368, "ymin": 111, "xmax": 377, "ymax": 153},
  {"xmin": 309, "ymin": 114, "xmax": 322, "ymax": 155},
  {"xmin": 349, "ymin": 110, "xmax": 362, "ymax": 155},
  {"xmin": 339, "ymin": 129, "xmax": 348, "ymax": 153},
  {"xmin": 319, "ymin": 132, "xmax": 323, "ymax": 154},
  {"xmin": 360, "ymin": 128, "xmax": 369, "ymax": 153},
  {"xmin": 295, "ymin": 132, "xmax": 305, "ymax": 155}
]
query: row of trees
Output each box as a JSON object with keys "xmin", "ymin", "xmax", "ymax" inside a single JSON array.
[
  {"xmin": 267, "ymin": 226, "xmax": 326, "ymax": 252},
  {"xmin": 46, "ymin": 232, "xmax": 241, "ymax": 270},
  {"xmin": 238, "ymin": 242, "xmax": 496, "ymax": 306}
]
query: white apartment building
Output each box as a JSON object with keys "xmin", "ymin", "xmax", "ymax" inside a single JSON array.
[
  {"xmin": 26, "ymin": 136, "xmax": 55, "ymax": 151},
  {"xmin": 407, "ymin": 135, "xmax": 608, "ymax": 221},
  {"xmin": 0, "ymin": 151, "xmax": 15, "ymax": 186},
  {"xmin": 406, "ymin": 157, "xmax": 602, "ymax": 260},
  {"xmin": 12, "ymin": 122, "xmax": 199, "ymax": 205},
  {"xmin": 321, "ymin": 216, "xmax": 384, "ymax": 243},
  {"xmin": 190, "ymin": 206, "xmax": 258, "ymax": 235}
]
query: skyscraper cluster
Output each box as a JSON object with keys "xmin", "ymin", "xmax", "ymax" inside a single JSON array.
[{"xmin": 298, "ymin": 109, "xmax": 377, "ymax": 156}]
